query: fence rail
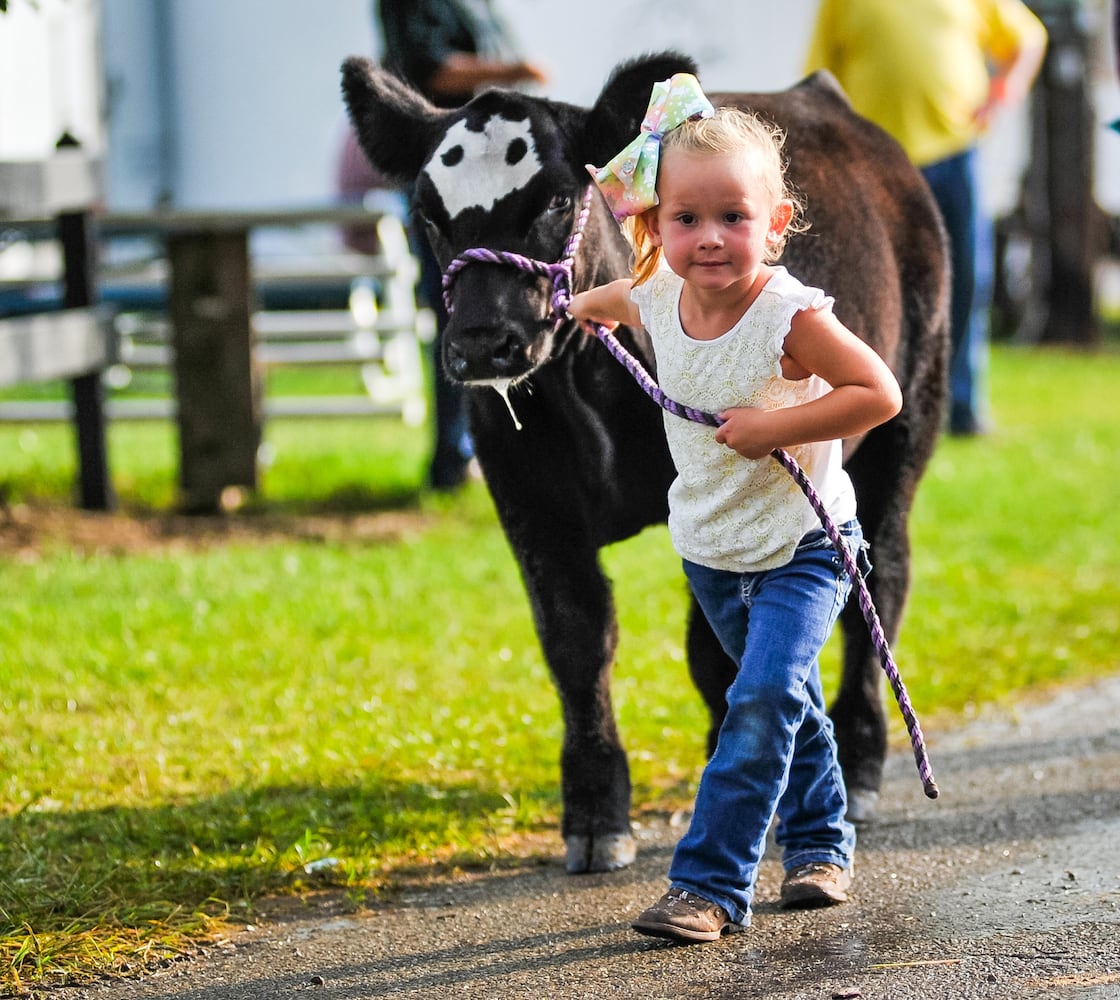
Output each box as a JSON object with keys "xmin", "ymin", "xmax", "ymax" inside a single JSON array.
[{"xmin": 1, "ymin": 199, "xmax": 430, "ymax": 511}]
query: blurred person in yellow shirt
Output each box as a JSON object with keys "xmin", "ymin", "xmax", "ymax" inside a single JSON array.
[{"xmin": 805, "ymin": 0, "xmax": 1046, "ymax": 435}]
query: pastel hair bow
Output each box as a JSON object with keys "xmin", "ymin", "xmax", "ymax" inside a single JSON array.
[{"xmin": 587, "ymin": 72, "xmax": 715, "ymax": 221}]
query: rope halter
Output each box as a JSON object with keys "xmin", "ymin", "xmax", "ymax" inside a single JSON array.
[{"xmin": 441, "ymin": 187, "xmax": 594, "ymax": 326}]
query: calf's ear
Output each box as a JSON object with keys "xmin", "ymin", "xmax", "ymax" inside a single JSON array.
[
  {"xmin": 582, "ymin": 51, "xmax": 700, "ymax": 166},
  {"xmin": 340, "ymin": 56, "xmax": 449, "ymax": 185}
]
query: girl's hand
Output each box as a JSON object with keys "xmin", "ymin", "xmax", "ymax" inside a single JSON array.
[
  {"xmin": 567, "ymin": 279, "xmax": 641, "ymax": 335},
  {"xmin": 568, "ymin": 290, "xmax": 619, "ymax": 334},
  {"xmin": 714, "ymin": 407, "xmax": 778, "ymax": 460}
]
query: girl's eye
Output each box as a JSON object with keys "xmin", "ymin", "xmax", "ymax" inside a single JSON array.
[
  {"xmin": 678, "ymin": 213, "xmax": 696, "ymax": 226},
  {"xmin": 724, "ymin": 213, "xmax": 744, "ymax": 225}
]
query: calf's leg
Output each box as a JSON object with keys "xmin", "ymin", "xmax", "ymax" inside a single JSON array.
[
  {"xmin": 520, "ymin": 534, "xmax": 636, "ymax": 872},
  {"xmin": 833, "ymin": 423, "xmax": 922, "ymax": 822}
]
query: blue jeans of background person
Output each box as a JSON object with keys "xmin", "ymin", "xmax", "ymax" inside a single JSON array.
[
  {"xmin": 414, "ymin": 228, "xmax": 474, "ymax": 489},
  {"xmin": 921, "ymin": 147, "xmax": 993, "ymax": 434},
  {"xmin": 669, "ymin": 522, "xmax": 862, "ymax": 926}
]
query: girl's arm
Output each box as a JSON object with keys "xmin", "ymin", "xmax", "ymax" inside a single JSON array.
[
  {"xmin": 715, "ymin": 305, "xmax": 902, "ymax": 460},
  {"xmin": 568, "ymin": 279, "xmax": 642, "ymax": 332}
]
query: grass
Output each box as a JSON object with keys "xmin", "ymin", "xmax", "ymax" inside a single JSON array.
[
  {"xmin": 899, "ymin": 347, "xmax": 1120, "ymax": 705},
  {"xmin": 1, "ymin": 344, "xmax": 1119, "ymax": 991}
]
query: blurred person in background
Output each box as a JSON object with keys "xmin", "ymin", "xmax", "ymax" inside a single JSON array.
[
  {"xmin": 375, "ymin": 0, "xmax": 548, "ymax": 489},
  {"xmin": 805, "ymin": 0, "xmax": 1046, "ymax": 435}
]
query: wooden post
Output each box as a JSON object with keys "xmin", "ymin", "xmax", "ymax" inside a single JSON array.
[
  {"xmin": 167, "ymin": 228, "xmax": 261, "ymax": 513},
  {"xmin": 58, "ymin": 206, "xmax": 115, "ymax": 512},
  {"xmin": 1021, "ymin": 0, "xmax": 1109, "ymax": 344}
]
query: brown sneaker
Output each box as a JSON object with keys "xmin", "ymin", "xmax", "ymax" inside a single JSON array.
[
  {"xmin": 632, "ymin": 887, "xmax": 743, "ymax": 943},
  {"xmin": 780, "ymin": 862, "xmax": 852, "ymax": 909}
]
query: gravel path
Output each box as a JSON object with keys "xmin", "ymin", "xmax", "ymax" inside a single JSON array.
[{"xmin": 45, "ymin": 677, "xmax": 1120, "ymax": 1000}]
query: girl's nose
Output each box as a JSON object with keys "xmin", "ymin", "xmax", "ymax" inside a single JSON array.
[{"xmin": 698, "ymin": 225, "xmax": 723, "ymax": 248}]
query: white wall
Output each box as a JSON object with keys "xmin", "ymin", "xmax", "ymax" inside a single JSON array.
[
  {"xmin": 92, "ymin": 0, "xmax": 1116, "ymax": 215},
  {"xmin": 0, "ymin": 0, "xmax": 104, "ymax": 159},
  {"xmin": 161, "ymin": 0, "xmax": 374, "ymax": 209},
  {"xmin": 101, "ymin": 0, "xmax": 818, "ymax": 210},
  {"xmin": 501, "ymin": 0, "xmax": 819, "ymax": 105}
]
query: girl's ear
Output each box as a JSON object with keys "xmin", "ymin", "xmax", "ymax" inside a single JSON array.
[
  {"xmin": 768, "ymin": 199, "xmax": 795, "ymax": 243},
  {"xmin": 646, "ymin": 210, "xmax": 664, "ymax": 247}
]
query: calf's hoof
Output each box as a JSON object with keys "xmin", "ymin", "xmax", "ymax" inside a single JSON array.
[
  {"xmin": 565, "ymin": 832, "xmax": 637, "ymax": 873},
  {"xmin": 845, "ymin": 788, "xmax": 880, "ymax": 825}
]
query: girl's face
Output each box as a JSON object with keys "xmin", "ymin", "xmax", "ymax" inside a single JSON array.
[{"xmin": 648, "ymin": 147, "xmax": 792, "ymax": 296}]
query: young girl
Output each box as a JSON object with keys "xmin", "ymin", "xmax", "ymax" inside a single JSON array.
[{"xmin": 569, "ymin": 75, "xmax": 903, "ymax": 944}]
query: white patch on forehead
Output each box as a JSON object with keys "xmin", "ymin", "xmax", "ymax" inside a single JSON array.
[{"xmin": 425, "ymin": 115, "xmax": 541, "ymax": 219}]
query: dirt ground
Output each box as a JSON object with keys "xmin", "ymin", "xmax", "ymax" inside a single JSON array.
[
  {"xmin": 0, "ymin": 501, "xmax": 434, "ymax": 560},
  {"xmin": 31, "ymin": 656, "xmax": 1120, "ymax": 1000}
]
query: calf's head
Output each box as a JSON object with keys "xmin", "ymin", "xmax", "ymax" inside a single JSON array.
[{"xmin": 341, "ymin": 53, "xmax": 698, "ymax": 385}]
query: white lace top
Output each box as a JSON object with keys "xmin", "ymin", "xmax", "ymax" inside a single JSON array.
[{"xmin": 631, "ymin": 266, "xmax": 857, "ymax": 573}]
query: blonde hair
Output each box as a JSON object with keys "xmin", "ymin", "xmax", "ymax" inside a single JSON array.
[{"xmin": 625, "ymin": 107, "xmax": 807, "ymax": 286}]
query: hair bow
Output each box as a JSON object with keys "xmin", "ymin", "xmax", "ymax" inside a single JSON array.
[{"xmin": 587, "ymin": 73, "xmax": 715, "ymax": 221}]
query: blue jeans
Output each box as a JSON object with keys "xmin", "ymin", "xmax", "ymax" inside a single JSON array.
[
  {"xmin": 669, "ymin": 522, "xmax": 862, "ymax": 925},
  {"xmin": 921, "ymin": 147, "xmax": 992, "ymax": 433},
  {"xmin": 413, "ymin": 225, "xmax": 474, "ymax": 489}
]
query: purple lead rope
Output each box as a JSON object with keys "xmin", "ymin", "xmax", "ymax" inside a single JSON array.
[
  {"xmin": 443, "ymin": 188, "xmax": 939, "ymax": 800},
  {"xmin": 590, "ymin": 325, "xmax": 939, "ymax": 800}
]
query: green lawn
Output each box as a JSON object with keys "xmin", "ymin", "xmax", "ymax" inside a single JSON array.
[{"xmin": 1, "ymin": 344, "xmax": 1118, "ymax": 990}]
